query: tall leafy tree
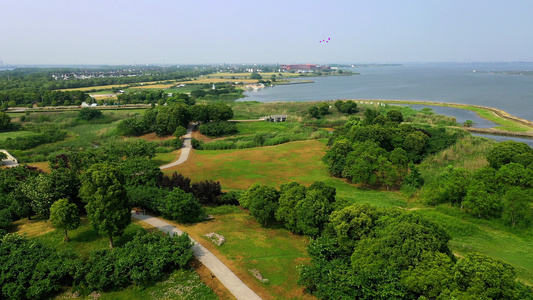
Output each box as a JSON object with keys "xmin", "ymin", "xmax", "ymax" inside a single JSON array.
[
  {"xmin": 49, "ymin": 198, "xmax": 81, "ymax": 242},
  {"xmin": 295, "ymin": 182, "xmax": 337, "ymax": 236},
  {"xmin": 247, "ymin": 185, "xmax": 280, "ymax": 226},
  {"xmin": 276, "ymin": 182, "xmax": 307, "ymax": 232},
  {"xmin": 20, "ymin": 173, "xmax": 56, "ymax": 218},
  {"xmin": 159, "ymin": 188, "xmax": 202, "ymax": 223},
  {"xmin": 0, "ymin": 112, "xmax": 11, "ymax": 130},
  {"xmin": 501, "ymin": 187, "xmax": 531, "ymax": 227},
  {"xmin": 79, "ymin": 163, "xmax": 131, "ymax": 249},
  {"xmin": 487, "ymin": 140, "xmax": 533, "ymax": 169}
]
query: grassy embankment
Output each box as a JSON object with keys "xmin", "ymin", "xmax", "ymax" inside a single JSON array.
[
  {"xmin": 379, "ymin": 99, "xmax": 533, "ymax": 133},
  {"xmin": 10, "ymin": 218, "xmax": 218, "ymax": 300}
]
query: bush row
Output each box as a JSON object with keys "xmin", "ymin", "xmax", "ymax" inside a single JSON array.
[
  {"xmin": 0, "ymin": 231, "xmax": 193, "ymax": 299},
  {"xmin": 194, "ymin": 130, "xmax": 329, "ymax": 150}
]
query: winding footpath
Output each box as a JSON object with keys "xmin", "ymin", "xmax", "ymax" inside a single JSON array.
[
  {"xmin": 160, "ymin": 123, "xmax": 196, "ymax": 169},
  {"xmin": 140, "ymin": 123, "xmax": 263, "ymax": 299},
  {"xmin": 132, "ymin": 212, "xmax": 262, "ymax": 300}
]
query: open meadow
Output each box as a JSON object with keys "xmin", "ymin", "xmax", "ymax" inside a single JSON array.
[
  {"xmin": 165, "ymin": 138, "xmax": 533, "ymax": 286},
  {"xmin": 3, "ymin": 100, "xmax": 533, "ymax": 298}
]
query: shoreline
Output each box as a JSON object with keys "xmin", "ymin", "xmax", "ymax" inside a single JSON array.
[{"xmin": 365, "ymin": 99, "xmax": 533, "ymax": 132}]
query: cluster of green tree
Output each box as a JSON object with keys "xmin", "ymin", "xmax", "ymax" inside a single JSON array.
[
  {"xmin": 0, "ymin": 129, "xmax": 67, "ymax": 150},
  {"xmin": 117, "ymin": 89, "xmax": 167, "ymax": 104},
  {"xmin": 250, "ymin": 72, "xmax": 262, "ymax": 80},
  {"xmin": 0, "ymin": 231, "xmax": 193, "ymax": 299},
  {"xmin": 0, "ymin": 67, "xmax": 213, "ymax": 92},
  {"xmin": 298, "ymin": 203, "xmax": 533, "ymax": 299},
  {"xmin": 117, "ymin": 103, "xmax": 233, "ymax": 136},
  {"xmin": 334, "ymin": 99, "xmax": 358, "ymax": 114},
  {"xmin": 424, "ymin": 140, "xmax": 533, "ymax": 227},
  {"xmin": 190, "ymin": 83, "xmax": 243, "ymax": 101},
  {"xmin": 239, "ymin": 182, "xmax": 344, "ymax": 236},
  {"xmin": 0, "ymin": 90, "xmax": 92, "ymax": 108},
  {"xmin": 0, "ymin": 111, "xmax": 15, "ymax": 131},
  {"xmin": 76, "ymin": 107, "xmax": 103, "ymax": 121},
  {"xmin": 127, "ymin": 168, "xmax": 238, "ymax": 220},
  {"xmin": 308, "ymin": 102, "xmax": 331, "ymax": 119},
  {"xmin": 324, "ymin": 109, "xmax": 459, "ymax": 189},
  {"xmin": 198, "ymin": 121, "xmax": 238, "ymax": 137},
  {"xmin": 0, "ymin": 140, "xmax": 158, "ymax": 233}
]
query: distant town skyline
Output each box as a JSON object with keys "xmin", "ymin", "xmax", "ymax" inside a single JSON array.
[{"xmin": 2, "ymin": 0, "xmax": 533, "ymax": 65}]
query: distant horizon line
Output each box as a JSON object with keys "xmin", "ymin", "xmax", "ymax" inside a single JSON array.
[{"xmin": 1, "ymin": 61, "xmax": 533, "ymax": 68}]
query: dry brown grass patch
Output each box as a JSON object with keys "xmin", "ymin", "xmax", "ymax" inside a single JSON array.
[
  {"xmin": 11, "ymin": 217, "xmax": 56, "ymax": 237},
  {"xmin": 132, "ymin": 132, "xmax": 174, "ymax": 142}
]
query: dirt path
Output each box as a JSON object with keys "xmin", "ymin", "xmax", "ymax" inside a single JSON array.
[{"xmin": 131, "ymin": 212, "xmax": 262, "ymax": 300}]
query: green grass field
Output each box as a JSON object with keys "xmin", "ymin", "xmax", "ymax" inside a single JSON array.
[
  {"xmin": 234, "ymin": 121, "xmax": 301, "ymax": 135},
  {"xmin": 166, "ymin": 140, "xmax": 407, "ymax": 207},
  {"xmin": 0, "ymin": 130, "xmax": 41, "ymax": 141},
  {"xmin": 177, "ymin": 210, "xmax": 315, "ymax": 300},
  {"xmin": 169, "ymin": 139, "xmax": 533, "ymax": 286},
  {"xmin": 153, "ymin": 150, "xmax": 179, "ymax": 166}
]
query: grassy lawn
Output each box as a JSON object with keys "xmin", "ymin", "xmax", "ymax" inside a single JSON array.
[
  {"xmin": 0, "ymin": 130, "xmax": 40, "ymax": 141},
  {"xmin": 165, "ymin": 140, "xmax": 407, "ymax": 208},
  {"xmin": 153, "ymin": 150, "xmax": 180, "ymax": 166},
  {"xmin": 166, "ymin": 139, "xmax": 533, "ymax": 286},
  {"xmin": 211, "ymin": 72, "xmax": 303, "ymax": 78},
  {"xmin": 174, "ymin": 210, "xmax": 315, "ymax": 300},
  {"xmin": 234, "ymin": 121, "xmax": 301, "ymax": 134},
  {"xmin": 181, "ymin": 78, "xmax": 258, "ymax": 84},
  {"xmin": 418, "ymin": 207, "xmax": 533, "ymax": 286},
  {"xmin": 11, "ymin": 217, "xmax": 157, "ymax": 257}
]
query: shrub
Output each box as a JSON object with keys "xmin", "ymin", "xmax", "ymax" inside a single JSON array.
[
  {"xmin": 199, "ymin": 121, "xmax": 238, "ymax": 137},
  {"xmin": 77, "ymin": 108, "xmax": 103, "ymax": 121},
  {"xmin": 191, "ymin": 180, "xmax": 222, "ymax": 206},
  {"xmin": 79, "ymin": 231, "xmax": 193, "ymax": 291},
  {"xmin": 191, "ymin": 138, "xmax": 203, "ymax": 149},
  {"xmin": 159, "ymin": 188, "xmax": 203, "ymax": 223},
  {"xmin": 219, "ymin": 191, "xmax": 241, "ymax": 205}
]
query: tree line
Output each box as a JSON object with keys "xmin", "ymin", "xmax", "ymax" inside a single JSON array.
[
  {"xmin": 117, "ymin": 102, "xmax": 234, "ymax": 137},
  {"xmin": 324, "ymin": 109, "xmax": 459, "ymax": 190},
  {"xmin": 0, "ymin": 67, "xmax": 213, "ymax": 92},
  {"xmin": 0, "ymin": 137, "xmax": 239, "ymax": 298}
]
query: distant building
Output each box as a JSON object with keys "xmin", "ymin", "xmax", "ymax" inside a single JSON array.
[
  {"xmin": 281, "ymin": 64, "xmax": 331, "ymax": 71},
  {"xmin": 0, "ymin": 60, "xmax": 3, "ymax": 66}
]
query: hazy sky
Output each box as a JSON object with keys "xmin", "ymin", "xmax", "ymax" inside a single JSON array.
[{"xmin": 1, "ymin": 0, "xmax": 533, "ymax": 65}]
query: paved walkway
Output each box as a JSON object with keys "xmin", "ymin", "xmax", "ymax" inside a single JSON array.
[
  {"xmin": 0, "ymin": 149, "xmax": 19, "ymax": 168},
  {"xmin": 132, "ymin": 212, "xmax": 262, "ymax": 300},
  {"xmin": 160, "ymin": 123, "xmax": 196, "ymax": 169}
]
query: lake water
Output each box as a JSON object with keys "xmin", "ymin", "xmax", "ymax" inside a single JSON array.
[{"xmin": 242, "ymin": 62, "xmax": 533, "ymax": 122}]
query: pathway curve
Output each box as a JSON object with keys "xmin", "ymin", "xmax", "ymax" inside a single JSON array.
[
  {"xmin": 160, "ymin": 123, "xmax": 196, "ymax": 169},
  {"xmin": 132, "ymin": 212, "xmax": 262, "ymax": 300},
  {"xmin": 0, "ymin": 149, "xmax": 19, "ymax": 168}
]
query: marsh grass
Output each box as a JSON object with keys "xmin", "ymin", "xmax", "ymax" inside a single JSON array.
[
  {"xmin": 417, "ymin": 206, "xmax": 533, "ymax": 285},
  {"xmin": 419, "ymin": 135, "xmax": 493, "ymax": 183}
]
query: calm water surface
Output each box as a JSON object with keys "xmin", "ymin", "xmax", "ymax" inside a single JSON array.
[{"xmin": 242, "ymin": 62, "xmax": 533, "ymax": 122}]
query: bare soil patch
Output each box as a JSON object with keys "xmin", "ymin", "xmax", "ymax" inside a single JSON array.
[{"xmin": 133, "ymin": 132, "xmax": 174, "ymax": 142}]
